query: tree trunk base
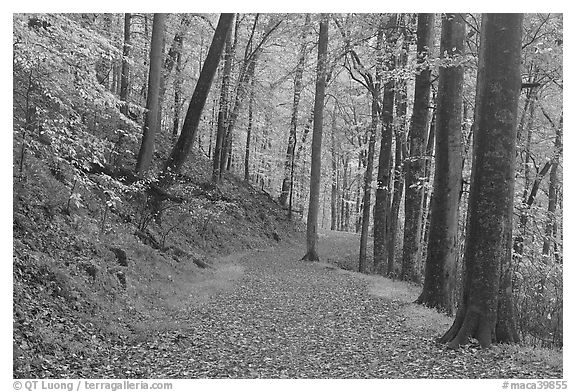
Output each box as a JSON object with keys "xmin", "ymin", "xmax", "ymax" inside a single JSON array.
[
  {"xmin": 440, "ymin": 308, "xmax": 497, "ymax": 349},
  {"xmin": 414, "ymin": 293, "xmax": 453, "ymax": 316},
  {"xmin": 301, "ymin": 251, "xmax": 319, "ymax": 261}
]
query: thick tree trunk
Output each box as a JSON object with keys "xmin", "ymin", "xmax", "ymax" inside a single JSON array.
[
  {"xmin": 136, "ymin": 13, "xmax": 166, "ymax": 175},
  {"xmin": 416, "ymin": 13, "xmax": 465, "ymax": 315},
  {"xmin": 159, "ymin": 14, "xmax": 234, "ymax": 187},
  {"xmin": 401, "ymin": 13, "xmax": 434, "ymax": 283},
  {"xmin": 441, "ymin": 13, "xmax": 522, "ymax": 348},
  {"xmin": 280, "ymin": 14, "xmax": 310, "ymax": 207},
  {"xmin": 302, "ymin": 16, "xmax": 328, "ymax": 261}
]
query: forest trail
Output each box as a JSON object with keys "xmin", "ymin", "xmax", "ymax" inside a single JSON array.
[{"xmin": 79, "ymin": 230, "xmax": 559, "ymax": 379}]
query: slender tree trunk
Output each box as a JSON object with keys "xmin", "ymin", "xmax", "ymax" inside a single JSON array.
[
  {"xmin": 136, "ymin": 13, "xmax": 166, "ymax": 175},
  {"xmin": 302, "ymin": 15, "xmax": 328, "ymax": 261},
  {"xmin": 159, "ymin": 14, "xmax": 234, "ymax": 187},
  {"xmin": 514, "ymin": 90, "xmax": 537, "ymax": 259},
  {"xmin": 220, "ymin": 16, "xmax": 242, "ymax": 175},
  {"xmin": 244, "ymin": 71, "xmax": 256, "ymax": 181},
  {"xmin": 385, "ymin": 22, "xmax": 409, "ymax": 275},
  {"xmin": 159, "ymin": 15, "xmax": 192, "ymax": 134},
  {"xmin": 421, "ymin": 108, "xmax": 436, "ymax": 247},
  {"xmin": 120, "ymin": 13, "xmax": 131, "ymax": 117},
  {"xmin": 373, "ymin": 18, "xmax": 396, "ymax": 276},
  {"xmin": 340, "ymin": 154, "xmax": 350, "ymax": 231},
  {"xmin": 280, "ymin": 14, "xmax": 311, "ymax": 207},
  {"xmin": 359, "ymin": 107, "xmax": 378, "ymax": 273},
  {"xmin": 330, "ymin": 105, "xmax": 338, "ymax": 230},
  {"xmin": 441, "ymin": 13, "xmax": 522, "ymax": 348},
  {"xmin": 416, "ymin": 13, "xmax": 465, "ymax": 315},
  {"xmin": 221, "ymin": 15, "xmax": 282, "ymax": 175},
  {"xmin": 401, "ymin": 13, "xmax": 435, "ymax": 283},
  {"xmin": 212, "ymin": 23, "xmax": 234, "ymax": 182},
  {"xmin": 172, "ymin": 38, "xmax": 183, "ymax": 138},
  {"xmin": 222, "ymin": 56, "xmax": 258, "ymax": 173},
  {"xmin": 543, "ymin": 115, "xmax": 562, "ymax": 260},
  {"xmin": 387, "ymin": 128, "xmax": 405, "ymax": 275}
]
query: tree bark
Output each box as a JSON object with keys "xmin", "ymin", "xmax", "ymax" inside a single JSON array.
[
  {"xmin": 136, "ymin": 13, "xmax": 166, "ymax": 175},
  {"xmin": 159, "ymin": 13, "xmax": 234, "ymax": 187},
  {"xmin": 401, "ymin": 13, "xmax": 435, "ymax": 283},
  {"xmin": 416, "ymin": 13, "xmax": 465, "ymax": 315},
  {"xmin": 440, "ymin": 13, "xmax": 522, "ymax": 348},
  {"xmin": 302, "ymin": 15, "xmax": 328, "ymax": 262}
]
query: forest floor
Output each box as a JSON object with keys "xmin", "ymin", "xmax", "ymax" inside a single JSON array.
[
  {"xmin": 13, "ymin": 151, "xmax": 562, "ymax": 379},
  {"xmin": 17, "ymin": 229, "xmax": 562, "ymax": 379}
]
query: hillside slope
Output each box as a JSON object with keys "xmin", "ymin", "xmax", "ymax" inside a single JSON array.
[{"xmin": 13, "ymin": 150, "xmax": 303, "ymax": 377}]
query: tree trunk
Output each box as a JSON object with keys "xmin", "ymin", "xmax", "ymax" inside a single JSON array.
[
  {"xmin": 358, "ymin": 19, "xmax": 387, "ymax": 273},
  {"xmin": 387, "ymin": 127, "xmax": 405, "ymax": 275},
  {"xmin": 136, "ymin": 13, "xmax": 166, "ymax": 175},
  {"xmin": 440, "ymin": 13, "xmax": 522, "ymax": 348},
  {"xmin": 302, "ymin": 15, "xmax": 328, "ymax": 262},
  {"xmin": 244, "ymin": 70, "xmax": 256, "ymax": 181},
  {"xmin": 280, "ymin": 14, "xmax": 311, "ymax": 207},
  {"xmin": 159, "ymin": 14, "xmax": 234, "ymax": 187},
  {"xmin": 421, "ymin": 108, "xmax": 436, "ymax": 247},
  {"xmin": 159, "ymin": 15, "xmax": 192, "ymax": 134},
  {"xmin": 543, "ymin": 115, "xmax": 562, "ymax": 260},
  {"xmin": 416, "ymin": 13, "xmax": 465, "ymax": 315},
  {"xmin": 120, "ymin": 13, "xmax": 131, "ymax": 117},
  {"xmin": 212, "ymin": 21, "xmax": 234, "ymax": 182},
  {"xmin": 373, "ymin": 18, "xmax": 396, "ymax": 276},
  {"xmin": 401, "ymin": 13, "xmax": 435, "ymax": 283},
  {"xmin": 221, "ymin": 15, "xmax": 282, "ymax": 175},
  {"xmin": 221, "ymin": 56, "xmax": 258, "ymax": 173},
  {"xmin": 172, "ymin": 34, "xmax": 184, "ymax": 138},
  {"xmin": 359, "ymin": 106, "xmax": 378, "ymax": 273},
  {"xmin": 219, "ymin": 16, "xmax": 242, "ymax": 175},
  {"xmin": 386, "ymin": 21, "xmax": 409, "ymax": 276},
  {"xmin": 330, "ymin": 105, "xmax": 338, "ymax": 230},
  {"xmin": 340, "ymin": 154, "xmax": 350, "ymax": 231}
]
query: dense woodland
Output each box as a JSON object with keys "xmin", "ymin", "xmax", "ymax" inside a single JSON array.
[{"xmin": 13, "ymin": 12, "xmax": 562, "ymax": 375}]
